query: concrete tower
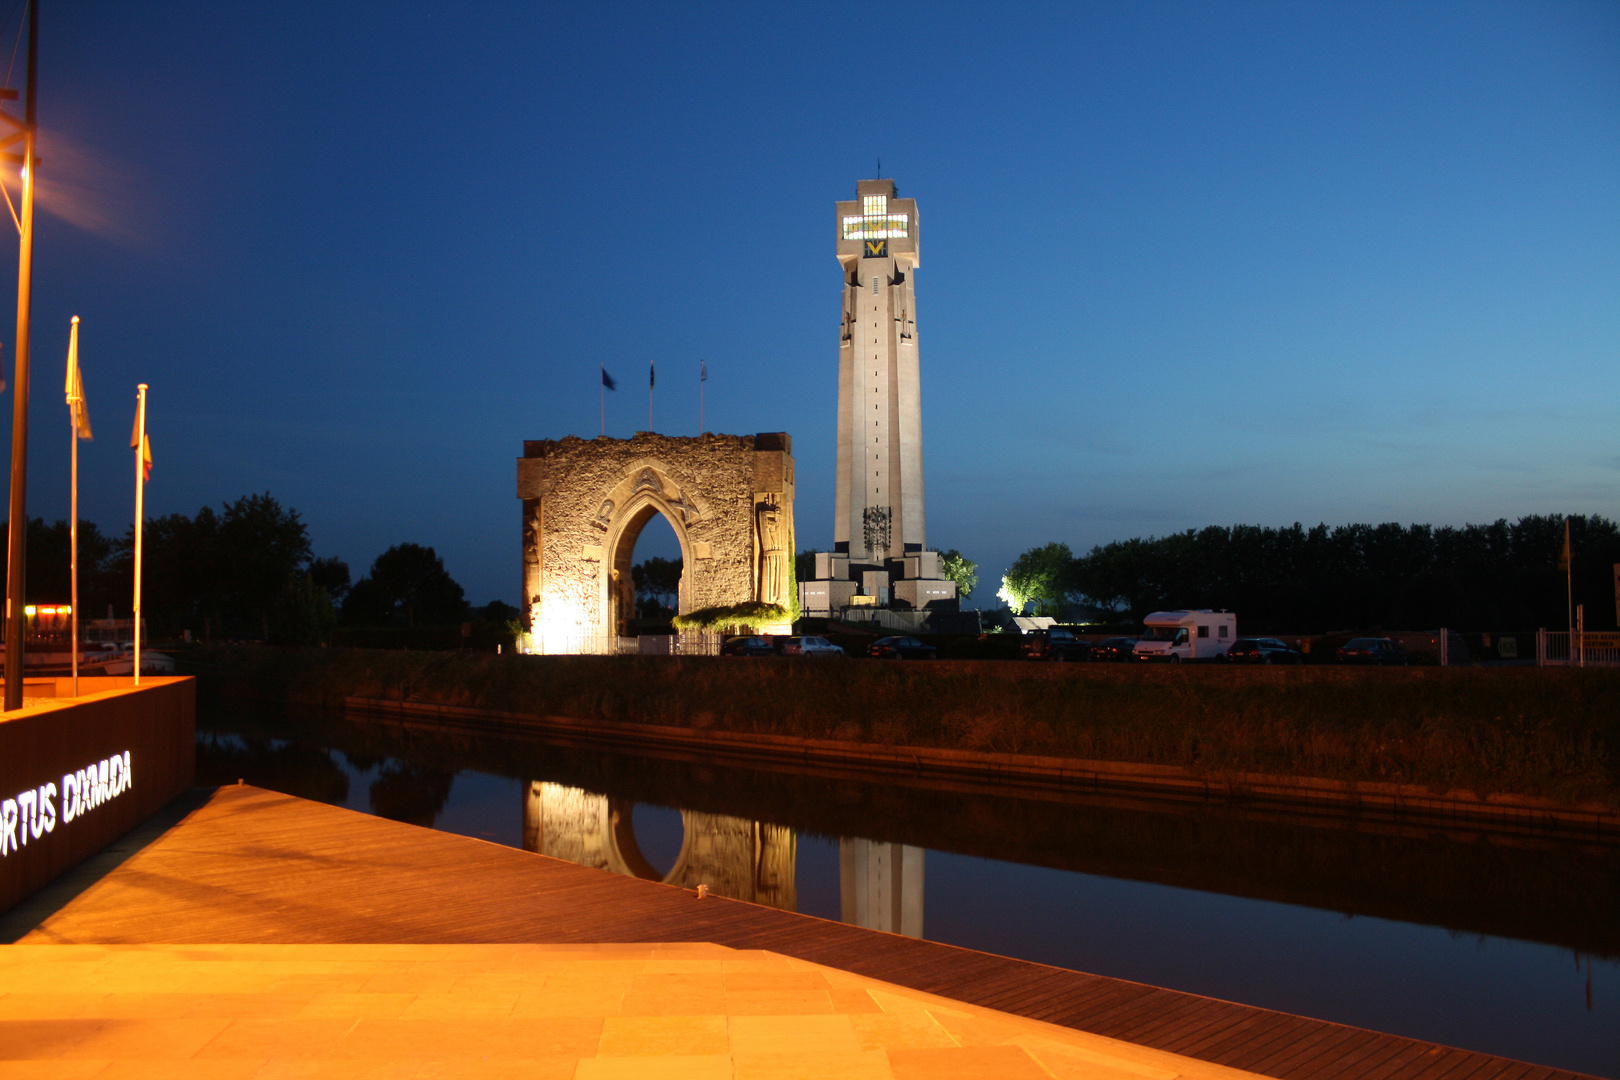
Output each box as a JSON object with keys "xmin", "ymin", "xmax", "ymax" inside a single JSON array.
[
  {"xmin": 836, "ymin": 178, "xmax": 923, "ymax": 562},
  {"xmin": 801, "ymin": 179, "xmax": 957, "ymax": 617}
]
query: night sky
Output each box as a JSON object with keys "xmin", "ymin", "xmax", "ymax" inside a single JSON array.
[{"xmin": 5, "ymin": 1, "xmax": 1616, "ymax": 606}]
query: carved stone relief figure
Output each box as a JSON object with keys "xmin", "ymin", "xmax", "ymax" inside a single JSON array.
[
  {"xmin": 522, "ymin": 498, "xmax": 542, "ymax": 626},
  {"xmin": 757, "ymin": 495, "xmax": 790, "ymax": 608},
  {"xmin": 863, "ymin": 505, "xmax": 892, "ymax": 559},
  {"xmin": 610, "ymin": 568, "xmax": 635, "ymax": 636}
]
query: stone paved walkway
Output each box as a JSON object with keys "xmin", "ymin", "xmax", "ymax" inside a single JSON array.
[{"xmin": 0, "ymin": 943, "xmax": 1269, "ymax": 1079}]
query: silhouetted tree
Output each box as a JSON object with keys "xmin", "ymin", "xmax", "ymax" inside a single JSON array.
[
  {"xmin": 13, "ymin": 495, "xmax": 344, "ymax": 640},
  {"xmin": 1069, "ymin": 514, "xmax": 1620, "ymax": 632},
  {"xmin": 632, "ymin": 556, "xmax": 680, "ymax": 616},
  {"xmin": 343, "ymin": 543, "xmax": 468, "ymax": 626},
  {"xmin": 307, "ymin": 556, "xmax": 351, "ymax": 606},
  {"xmin": 3, "ymin": 517, "xmax": 120, "ymax": 614},
  {"xmin": 476, "ymin": 600, "xmax": 519, "ymax": 624},
  {"xmin": 272, "ymin": 571, "xmax": 338, "ymax": 646}
]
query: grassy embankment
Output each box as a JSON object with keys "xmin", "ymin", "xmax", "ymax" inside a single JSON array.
[{"xmin": 181, "ymin": 646, "xmax": 1620, "ymax": 809}]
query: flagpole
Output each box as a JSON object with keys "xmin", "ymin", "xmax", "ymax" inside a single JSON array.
[
  {"xmin": 699, "ymin": 361, "xmax": 704, "ymax": 435},
  {"xmin": 68, "ymin": 316, "xmax": 79, "ymax": 698},
  {"xmin": 648, "ymin": 362, "xmax": 654, "ymax": 432},
  {"xmin": 2, "ymin": 0, "xmax": 38, "ymax": 712},
  {"xmin": 600, "ymin": 365, "xmax": 605, "ymax": 437},
  {"xmin": 1566, "ymin": 517, "xmax": 1573, "ymax": 648},
  {"xmin": 133, "ymin": 383, "xmax": 146, "ymax": 687}
]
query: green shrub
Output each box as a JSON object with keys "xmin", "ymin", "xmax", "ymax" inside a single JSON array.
[{"xmin": 671, "ymin": 602, "xmax": 789, "ymax": 632}]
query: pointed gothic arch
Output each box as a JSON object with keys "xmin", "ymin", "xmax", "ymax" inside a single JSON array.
[{"xmin": 517, "ymin": 432, "xmax": 795, "ymax": 652}]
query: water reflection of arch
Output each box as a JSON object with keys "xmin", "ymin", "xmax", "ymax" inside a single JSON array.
[{"xmin": 522, "ymin": 781, "xmax": 795, "ymax": 910}]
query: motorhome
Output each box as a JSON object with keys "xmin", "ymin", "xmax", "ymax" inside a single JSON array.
[{"xmin": 1132, "ymin": 610, "xmax": 1236, "ymax": 663}]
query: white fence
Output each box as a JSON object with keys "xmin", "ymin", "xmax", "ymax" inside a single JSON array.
[
  {"xmin": 1535, "ymin": 630, "xmax": 1620, "ymax": 667},
  {"xmin": 523, "ymin": 632, "xmax": 722, "ymax": 657}
]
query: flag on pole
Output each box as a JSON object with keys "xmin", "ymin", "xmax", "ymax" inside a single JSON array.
[
  {"xmin": 650, "ymin": 361, "xmax": 655, "ymax": 389},
  {"xmin": 601, "ymin": 366, "xmax": 617, "ymax": 391},
  {"xmin": 700, "ymin": 360, "xmax": 707, "ymax": 382},
  {"xmin": 130, "ymin": 413, "xmax": 151, "ymax": 480},
  {"xmin": 65, "ymin": 320, "xmax": 91, "ymax": 440},
  {"xmin": 1559, "ymin": 519, "xmax": 1571, "ymax": 572}
]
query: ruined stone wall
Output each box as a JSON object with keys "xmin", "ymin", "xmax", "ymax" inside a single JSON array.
[{"xmin": 517, "ymin": 432, "xmax": 794, "ymax": 646}]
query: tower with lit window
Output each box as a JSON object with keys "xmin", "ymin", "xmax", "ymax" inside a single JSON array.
[{"xmin": 801, "ymin": 179, "xmax": 957, "ymax": 616}]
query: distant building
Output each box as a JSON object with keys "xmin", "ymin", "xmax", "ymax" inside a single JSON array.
[{"xmin": 801, "ymin": 179, "xmax": 957, "ymax": 617}]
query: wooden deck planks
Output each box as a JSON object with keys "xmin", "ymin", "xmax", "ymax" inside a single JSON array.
[
  {"xmin": 4, "ymin": 784, "xmax": 1596, "ymax": 1080},
  {"xmin": 1252, "ymin": 1023, "xmax": 1369, "ymax": 1077}
]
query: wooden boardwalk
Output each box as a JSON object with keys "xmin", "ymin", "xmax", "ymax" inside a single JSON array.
[{"xmin": 5, "ymin": 785, "xmax": 1595, "ymax": 1080}]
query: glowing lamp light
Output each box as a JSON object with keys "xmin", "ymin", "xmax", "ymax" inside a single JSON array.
[{"xmin": 23, "ymin": 605, "xmax": 33, "ymax": 616}]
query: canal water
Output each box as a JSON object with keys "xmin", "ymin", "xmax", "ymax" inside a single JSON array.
[{"xmin": 197, "ymin": 705, "xmax": 1618, "ymax": 1078}]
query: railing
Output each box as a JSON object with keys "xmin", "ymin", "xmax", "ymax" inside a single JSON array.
[
  {"xmin": 1535, "ymin": 629, "xmax": 1620, "ymax": 667},
  {"xmin": 524, "ymin": 632, "xmax": 722, "ymax": 657}
]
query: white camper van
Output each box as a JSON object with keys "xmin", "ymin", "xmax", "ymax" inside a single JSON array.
[{"xmin": 1133, "ymin": 610, "xmax": 1236, "ymax": 663}]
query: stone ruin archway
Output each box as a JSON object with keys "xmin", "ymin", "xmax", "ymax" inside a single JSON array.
[{"xmin": 517, "ymin": 432, "xmax": 795, "ymax": 651}]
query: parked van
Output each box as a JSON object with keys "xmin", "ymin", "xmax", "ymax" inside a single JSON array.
[{"xmin": 1133, "ymin": 610, "xmax": 1236, "ymax": 663}]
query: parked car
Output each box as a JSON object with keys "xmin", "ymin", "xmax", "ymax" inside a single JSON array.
[
  {"xmin": 1021, "ymin": 628, "xmax": 1091, "ymax": 661},
  {"xmin": 1088, "ymin": 637, "xmax": 1138, "ymax": 663},
  {"xmin": 868, "ymin": 635, "xmax": 937, "ymax": 660},
  {"xmin": 778, "ymin": 635, "xmax": 844, "ymax": 657},
  {"xmin": 720, "ymin": 635, "xmax": 775, "ymax": 657},
  {"xmin": 1336, "ymin": 637, "xmax": 1409, "ymax": 665},
  {"xmin": 1226, "ymin": 637, "xmax": 1303, "ymax": 665}
]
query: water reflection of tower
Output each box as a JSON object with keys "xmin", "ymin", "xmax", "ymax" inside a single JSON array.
[
  {"xmin": 840, "ymin": 839, "xmax": 924, "ymax": 938},
  {"xmin": 522, "ymin": 781, "xmax": 795, "ymax": 910}
]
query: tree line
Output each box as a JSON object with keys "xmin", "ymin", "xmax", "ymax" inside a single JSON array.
[
  {"xmin": 9, "ymin": 492, "xmax": 504, "ymax": 644},
  {"xmin": 1000, "ymin": 514, "xmax": 1620, "ymax": 633}
]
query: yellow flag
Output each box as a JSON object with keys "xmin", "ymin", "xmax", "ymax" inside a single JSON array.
[{"xmin": 64, "ymin": 316, "xmax": 91, "ymax": 440}]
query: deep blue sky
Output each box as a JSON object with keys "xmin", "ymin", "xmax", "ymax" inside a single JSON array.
[{"xmin": 5, "ymin": 1, "xmax": 1616, "ymax": 606}]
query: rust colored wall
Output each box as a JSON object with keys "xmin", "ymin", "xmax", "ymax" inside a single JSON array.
[{"xmin": 0, "ymin": 677, "xmax": 195, "ymax": 912}]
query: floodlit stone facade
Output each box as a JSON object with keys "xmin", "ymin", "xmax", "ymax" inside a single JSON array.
[{"xmin": 517, "ymin": 432, "xmax": 795, "ymax": 650}]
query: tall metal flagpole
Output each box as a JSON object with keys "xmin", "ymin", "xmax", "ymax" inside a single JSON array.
[
  {"xmin": 1566, "ymin": 517, "xmax": 1573, "ymax": 657},
  {"xmin": 66, "ymin": 315, "xmax": 78, "ymax": 697},
  {"xmin": 133, "ymin": 383, "xmax": 146, "ymax": 687},
  {"xmin": 3, "ymin": 0, "xmax": 38, "ymax": 712}
]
